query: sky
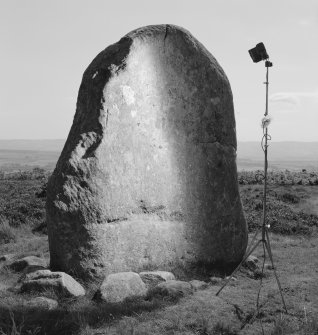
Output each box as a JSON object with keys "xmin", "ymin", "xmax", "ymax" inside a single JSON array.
[{"xmin": 0, "ymin": 0, "xmax": 317, "ymax": 141}]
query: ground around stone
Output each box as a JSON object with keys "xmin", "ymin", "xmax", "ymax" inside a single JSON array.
[
  {"xmin": 101, "ymin": 234, "xmax": 318, "ymax": 335},
  {"xmin": 0, "ymin": 233, "xmax": 317, "ymax": 334},
  {"xmin": 1, "ymin": 174, "xmax": 318, "ymax": 334}
]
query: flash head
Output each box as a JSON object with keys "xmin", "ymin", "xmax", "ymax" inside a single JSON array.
[{"xmin": 248, "ymin": 42, "xmax": 269, "ymax": 63}]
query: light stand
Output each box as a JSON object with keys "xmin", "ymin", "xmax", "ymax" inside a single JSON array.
[{"xmin": 216, "ymin": 50, "xmax": 288, "ymax": 316}]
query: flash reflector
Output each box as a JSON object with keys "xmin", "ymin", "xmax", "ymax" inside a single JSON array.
[{"xmin": 248, "ymin": 42, "xmax": 269, "ymax": 63}]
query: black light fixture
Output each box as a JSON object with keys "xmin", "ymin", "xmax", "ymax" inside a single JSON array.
[
  {"xmin": 248, "ymin": 42, "xmax": 273, "ymax": 68},
  {"xmin": 248, "ymin": 42, "xmax": 269, "ymax": 63}
]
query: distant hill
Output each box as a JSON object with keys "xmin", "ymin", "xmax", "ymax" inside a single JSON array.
[
  {"xmin": 0, "ymin": 139, "xmax": 65, "ymax": 152},
  {"xmin": 238, "ymin": 141, "xmax": 318, "ymax": 162},
  {"xmin": 0, "ymin": 149, "xmax": 60, "ymax": 171},
  {"xmin": 0, "ymin": 140, "xmax": 317, "ymax": 171},
  {"xmin": 237, "ymin": 141, "xmax": 318, "ymax": 171}
]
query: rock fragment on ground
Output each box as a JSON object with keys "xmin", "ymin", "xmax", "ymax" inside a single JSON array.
[
  {"xmin": 139, "ymin": 271, "xmax": 175, "ymax": 287},
  {"xmin": 225, "ymin": 276, "xmax": 238, "ymax": 281},
  {"xmin": 0, "ymin": 254, "xmax": 16, "ymax": 262},
  {"xmin": 20, "ymin": 270, "xmax": 85, "ymax": 297},
  {"xmin": 244, "ymin": 255, "xmax": 259, "ymax": 271},
  {"xmin": 9, "ymin": 256, "xmax": 47, "ymax": 272},
  {"xmin": 152, "ymin": 280, "xmax": 193, "ymax": 298},
  {"xmin": 18, "ymin": 265, "xmax": 48, "ymax": 282},
  {"xmin": 95, "ymin": 272, "xmax": 147, "ymax": 303},
  {"xmin": 0, "ymin": 282, "xmax": 9, "ymax": 291},
  {"xmin": 210, "ymin": 276, "xmax": 222, "ymax": 285},
  {"xmin": 26, "ymin": 297, "xmax": 58, "ymax": 310},
  {"xmin": 189, "ymin": 279, "xmax": 208, "ymax": 290},
  {"xmin": 265, "ymin": 263, "xmax": 274, "ymax": 270}
]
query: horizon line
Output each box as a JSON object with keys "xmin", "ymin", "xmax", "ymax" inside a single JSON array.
[{"xmin": 0, "ymin": 139, "xmax": 318, "ymax": 143}]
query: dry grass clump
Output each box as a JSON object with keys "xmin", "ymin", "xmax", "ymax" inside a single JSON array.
[
  {"xmin": 0, "ymin": 216, "xmax": 17, "ymax": 244},
  {"xmin": 270, "ymin": 312, "xmax": 318, "ymax": 335}
]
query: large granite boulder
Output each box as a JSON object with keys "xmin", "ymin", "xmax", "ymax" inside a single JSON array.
[
  {"xmin": 20, "ymin": 270, "xmax": 85, "ymax": 297},
  {"xmin": 95, "ymin": 272, "xmax": 147, "ymax": 303},
  {"xmin": 47, "ymin": 24, "xmax": 247, "ymax": 281}
]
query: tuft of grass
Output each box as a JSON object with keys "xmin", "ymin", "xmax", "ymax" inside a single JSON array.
[
  {"xmin": 0, "ymin": 216, "xmax": 17, "ymax": 244},
  {"xmin": 270, "ymin": 312, "xmax": 318, "ymax": 335},
  {"xmin": 271, "ymin": 314, "xmax": 294, "ymax": 335},
  {"xmin": 0, "ymin": 310, "xmax": 24, "ymax": 335},
  {"xmin": 302, "ymin": 318, "xmax": 318, "ymax": 335},
  {"xmin": 212, "ymin": 322, "xmax": 239, "ymax": 335}
]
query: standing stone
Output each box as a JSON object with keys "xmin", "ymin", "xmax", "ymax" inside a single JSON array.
[{"xmin": 47, "ymin": 24, "xmax": 247, "ymax": 281}]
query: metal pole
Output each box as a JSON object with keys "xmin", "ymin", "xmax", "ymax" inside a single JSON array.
[{"xmin": 262, "ymin": 64, "xmax": 269, "ymax": 242}]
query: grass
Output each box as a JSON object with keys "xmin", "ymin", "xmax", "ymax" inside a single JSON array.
[
  {"xmin": 270, "ymin": 312, "xmax": 318, "ymax": 335},
  {"xmin": 0, "ymin": 168, "xmax": 318, "ymax": 334},
  {"xmin": 1, "ymin": 169, "xmax": 318, "ymax": 238},
  {"xmin": 239, "ymin": 184, "xmax": 318, "ymax": 236},
  {"xmin": 0, "ymin": 292, "xmax": 180, "ymax": 335},
  {"xmin": 238, "ymin": 169, "xmax": 318, "ymax": 186},
  {"xmin": 0, "ymin": 216, "xmax": 17, "ymax": 244},
  {"xmin": 2, "ymin": 237, "xmax": 318, "ymax": 335},
  {"xmin": 0, "ymin": 169, "xmax": 47, "ymax": 231}
]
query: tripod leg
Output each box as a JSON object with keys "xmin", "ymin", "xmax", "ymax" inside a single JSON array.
[
  {"xmin": 216, "ymin": 239, "xmax": 262, "ymax": 296},
  {"xmin": 264, "ymin": 232, "xmax": 288, "ymax": 313},
  {"xmin": 243, "ymin": 229, "xmax": 260, "ymax": 259}
]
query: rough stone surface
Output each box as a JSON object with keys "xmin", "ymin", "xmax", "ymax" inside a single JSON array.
[
  {"xmin": 153, "ymin": 280, "xmax": 193, "ymax": 298},
  {"xmin": 47, "ymin": 24, "xmax": 248, "ymax": 281},
  {"xmin": 96, "ymin": 272, "xmax": 147, "ymax": 303},
  {"xmin": 189, "ymin": 279, "xmax": 208, "ymax": 290},
  {"xmin": 20, "ymin": 270, "xmax": 85, "ymax": 297},
  {"xmin": 225, "ymin": 276, "xmax": 237, "ymax": 281},
  {"xmin": 244, "ymin": 255, "xmax": 259, "ymax": 271},
  {"xmin": 9, "ymin": 256, "xmax": 47, "ymax": 272},
  {"xmin": 26, "ymin": 297, "xmax": 58, "ymax": 310},
  {"xmin": 265, "ymin": 263, "xmax": 274, "ymax": 270},
  {"xmin": 18, "ymin": 265, "xmax": 48, "ymax": 283},
  {"xmin": 0, "ymin": 254, "xmax": 16, "ymax": 262},
  {"xmin": 210, "ymin": 276, "xmax": 223, "ymax": 285},
  {"xmin": 0, "ymin": 282, "xmax": 9, "ymax": 291},
  {"xmin": 139, "ymin": 271, "xmax": 175, "ymax": 283}
]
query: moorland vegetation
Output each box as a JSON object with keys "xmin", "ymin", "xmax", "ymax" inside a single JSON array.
[{"xmin": 0, "ymin": 168, "xmax": 317, "ymax": 335}]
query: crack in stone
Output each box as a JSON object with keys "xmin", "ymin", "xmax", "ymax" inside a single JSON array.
[{"xmin": 163, "ymin": 24, "xmax": 169, "ymax": 49}]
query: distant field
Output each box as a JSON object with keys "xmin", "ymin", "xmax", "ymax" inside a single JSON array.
[
  {"xmin": 0, "ymin": 139, "xmax": 65, "ymax": 152},
  {"xmin": 237, "ymin": 159, "xmax": 318, "ymax": 171},
  {"xmin": 0, "ymin": 140, "xmax": 64, "ymax": 171},
  {"xmin": 238, "ymin": 141, "xmax": 318, "ymax": 171},
  {"xmin": 0, "ymin": 150, "xmax": 60, "ymax": 172},
  {"xmin": 0, "ymin": 140, "xmax": 317, "ymax": 172}
]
